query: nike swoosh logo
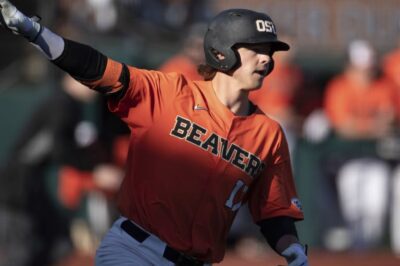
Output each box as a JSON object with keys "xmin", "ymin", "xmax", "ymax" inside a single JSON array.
[{"xmin": 194, "ymin": 105, "xmax": 208, "ymax": 111}]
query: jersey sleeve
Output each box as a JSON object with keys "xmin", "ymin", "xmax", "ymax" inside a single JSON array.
[
  {"xmin": 103, "ymin": 62, "xmax": 186, "ymax": 128},
  {"xmin": 52, "ymin": 39, "xmax": 187, "ymax": 128},
  {"xmin": 247, "ymin": 126, "xmax": 304, "ymax": 223}
]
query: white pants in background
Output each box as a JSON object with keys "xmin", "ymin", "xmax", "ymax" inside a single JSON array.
[{"xmin": 337, "ymin": 158, "xmax": 390, "ymax": 248}]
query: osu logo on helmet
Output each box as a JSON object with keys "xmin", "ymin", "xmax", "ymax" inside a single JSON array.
[{"xmin": 255, "ymin": 19, "xmax": 277, "ymax": 34}]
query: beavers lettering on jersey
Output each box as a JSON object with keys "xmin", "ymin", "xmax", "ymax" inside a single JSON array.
[{"xmin": 170, "ymin": 115, "xmax": 265, "ymax": 178}]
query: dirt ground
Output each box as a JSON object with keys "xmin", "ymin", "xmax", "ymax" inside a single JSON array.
[
  {"xmin": 57, "ymin": 248, "xmax": 400, "ymax": 266},
  {"xmin": 217, "ymin": 249, "xmax": 400, "ymax": 266}
]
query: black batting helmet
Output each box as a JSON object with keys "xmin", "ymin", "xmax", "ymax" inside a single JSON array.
[{"xmin": 204, "ymin": 9, "xmax": 289, "ymax": 71}]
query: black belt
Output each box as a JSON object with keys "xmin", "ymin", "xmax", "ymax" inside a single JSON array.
[{"xmin": 121, "ymin": 219, "xmax": 204, "ymax": 266}]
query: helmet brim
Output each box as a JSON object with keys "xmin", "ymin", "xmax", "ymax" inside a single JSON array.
[
  {"xmin": 239, "ymin": 38, "xmax": 290, "ymax": 51},
  {"xmin": 270, "ymin": 40, "xmax": 290, "ymax": 51}
]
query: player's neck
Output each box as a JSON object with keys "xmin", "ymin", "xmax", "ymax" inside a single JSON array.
[{"xmin": 211, "ymin": 74, "xmax": 251, "ymax": 116}]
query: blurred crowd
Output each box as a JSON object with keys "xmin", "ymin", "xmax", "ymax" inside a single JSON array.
[
  {"xmin": 301, "ymin": 39, "xmax": 400, "ymax": 255},
  {"xmin": 1, "ymin": 0, "xmax": 400, "ymax": 265}
]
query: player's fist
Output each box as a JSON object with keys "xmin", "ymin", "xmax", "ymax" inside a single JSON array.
[
  {"xmin": 281, "ymin": 243, "xmax": 309, "ymax": 266},
  {"xmin": 0, "ymin": 0, "xmax": 41, "ymax": 41}
]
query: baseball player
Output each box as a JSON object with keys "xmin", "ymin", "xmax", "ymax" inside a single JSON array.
[{"xmin": 0, "ymin": 1, "xmax": 308, "ymax": 265}]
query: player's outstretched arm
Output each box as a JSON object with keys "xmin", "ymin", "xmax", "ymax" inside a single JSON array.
[
  {"xmin": 0, "ymin": 0, "xmax": 125, "ymax": 95},
  {"xmin": 0, "ymin": 0, "xmax": 64, "ymax": 60},
  {"xmin": 0, "ymin": 0, "xmax": 41, "ymax": 40}
]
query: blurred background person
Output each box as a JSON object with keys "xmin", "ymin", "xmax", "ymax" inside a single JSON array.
[
  {"xmin": 381, "ymin": 40, "xmax": 400, "ymax": 113},
  {"xmin": 322, "ymin": 39, "xmax": 397, "ymax": 251},
  {"xmin": 158, "ymin": 23, "xmax": 207, "ymax": 80},
  {"xmin": 324, "ymin": 40, "xmax": 395, "ymax": 141},
  {"xmin": 0, "ymin": 73, "xmax": 123, "ymax": 266},
  {"xmin": 381, "ymin": 42, "xmax": 400, "ymax": 257}
]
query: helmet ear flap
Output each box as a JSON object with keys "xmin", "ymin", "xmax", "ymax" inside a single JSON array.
[
  {"xmin": 219, "ymin": 48, "xmax": 238, "ymax": 71},
  {"xmin": 206, "ymin": 46, "xmax": 238, "ymax": 71}
]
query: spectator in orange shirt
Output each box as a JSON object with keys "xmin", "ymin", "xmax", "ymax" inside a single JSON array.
[
  {"xmin": 381, "ymin": 43, "xmax": 400, "ymax": 256},
  {"xmin": 159, "ymin": 23, "xmax": 206, "ymax": 80},
  {"xmin": 382, "ymin": 43, "xmax": 400, "ymax": 122},
  {"xmin": 324, "ymin": 40, "xmax": 396, "ymax": 140},
  {"xmin": 323, "ymin": 40, "xmax": 397, "ymax": 251}
]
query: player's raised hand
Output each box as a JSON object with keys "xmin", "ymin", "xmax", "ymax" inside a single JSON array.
[{"xmin": 0, "ymin": 0, "xmax": 42, "ymax": 41}]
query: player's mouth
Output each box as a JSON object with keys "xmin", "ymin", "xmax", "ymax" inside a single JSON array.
[{"xmin": 254, "ymin": 69, "xmax": 268, "ymax": 77}]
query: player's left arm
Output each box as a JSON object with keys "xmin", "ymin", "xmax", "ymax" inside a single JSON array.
[
  {"xmin": 258, "ymin": 217, "xmax": 308, "ymax": 266},
  {"xmin": 249, "ymin": 124, "xmax": 308, "ymax": 266}
]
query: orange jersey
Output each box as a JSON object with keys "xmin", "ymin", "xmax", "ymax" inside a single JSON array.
[
  {"xmin": 383, "ymin": 48, "xmax": 400, "ymax": 86},
  {"xmin": 324, "ymin": 74, "xmax": 396, "ymax": 134},
  {"xmin": 86, "ymin": 58, "xmax": 303, "ymax": 262},
  {"xmin": 382, "ymin": 48, "xmax": 400, "ymax": 120}
]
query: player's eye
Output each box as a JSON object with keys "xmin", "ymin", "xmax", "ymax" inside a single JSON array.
[{"xmin": 254, "ymin": 46, "xmax": 272, "ymax": 55}]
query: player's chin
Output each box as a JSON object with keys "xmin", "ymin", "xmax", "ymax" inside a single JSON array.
[
  {"xmin": 248, "ymin": 80, "xmax": 264, "ymax": 90},
  {"xmin": 241, "ymin": 76, "xmax": 265, "ymax": 91},
  {"xmin": 252, "ymin": 74, "xmax": 267, "ymax": 88}
]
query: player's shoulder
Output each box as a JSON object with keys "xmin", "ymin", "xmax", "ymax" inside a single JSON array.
[
  {"xmin": 252, "ymin": 106, "xmax": 284, "ymax": 133},
  {"xmin": 192, "ymin": 79, "xmax": 210, "ymax": 89},
  {"xmin": 129, "ymin": 66, "xmax": 191, "ymax": 86},
  {"xmin": 250, "ymin": 110, "xmax": 288, "ymax": 150},
  {"xmin": 157, "ymin": 70, "xmax": 202, "ymax": 96}
]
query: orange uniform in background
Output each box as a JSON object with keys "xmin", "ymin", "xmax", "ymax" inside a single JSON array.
[
  {"xmin": 382, "ymin": 48, "xmax": 400, "ymax": 87},
  {"xmin": 324, "ymin": 74, "xmax": 396, "ymax": 137},
  {"xmin": 249, "ymin": 61, "xmax": 303, "ymax": 120},
  {"xmin": 159, "ymin": 23, "xmax": 206, "ymax": 81},
  {"xmin": 382, "ymin": 48, "xmax": 400, "ymax": 121},
  {"xmin": 159, "ymin": 54, "xmax": 203, "ymax": 81}
]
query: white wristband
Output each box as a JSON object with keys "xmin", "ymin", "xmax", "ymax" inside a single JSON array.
[
  {"xmin": 0, "ymin": 0, "xmax": 64, "ymax": 59},
  {"xmin": 31, "ymin": 27, "xmax": 65, "ymax": 60}
]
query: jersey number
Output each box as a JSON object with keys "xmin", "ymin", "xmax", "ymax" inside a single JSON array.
[{"xmin": 225, "ymin": 180, "xmax": 248, "ymax": 211}]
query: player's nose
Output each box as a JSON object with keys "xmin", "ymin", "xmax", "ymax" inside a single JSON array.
[{"xmin": 258, "ymin": 53, "xmax": 272, "ymax": 65}]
